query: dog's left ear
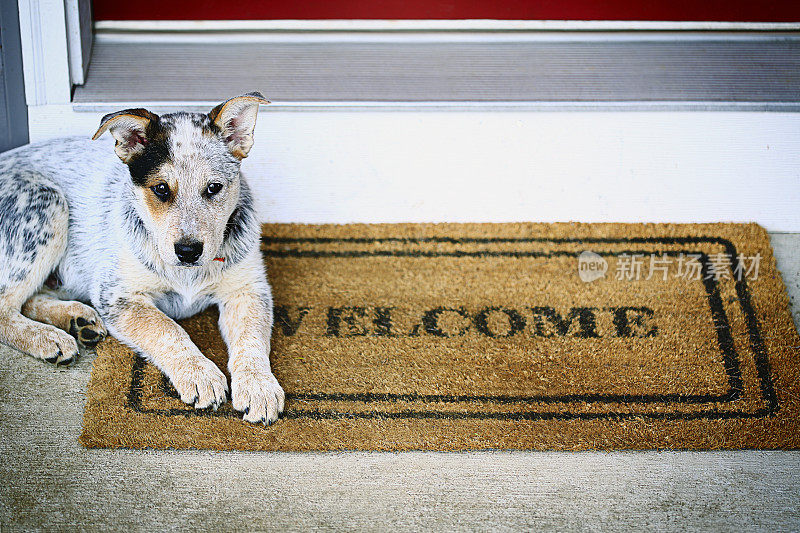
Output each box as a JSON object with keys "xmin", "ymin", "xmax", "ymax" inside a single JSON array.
[
  {"xmin": 208, "ymin": 92, "xmax": 270, "ymax": 159},
  {"xmin": 92, "ymin": 108, "xmax": 160, "ymax": 163}
]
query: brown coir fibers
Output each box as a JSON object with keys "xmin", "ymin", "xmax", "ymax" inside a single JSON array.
[{"xmin": 81, "ymin": 223, "xmax": 800, "ymax": 450}]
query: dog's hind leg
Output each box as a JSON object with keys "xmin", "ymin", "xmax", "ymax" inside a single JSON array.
[
  {"xmin": 22, "ymin": 289, "xmax": 107, "ymax": 349},
  {"xmin": 0, "ymin": 177, "xmax": 78, "ymax": 365}
]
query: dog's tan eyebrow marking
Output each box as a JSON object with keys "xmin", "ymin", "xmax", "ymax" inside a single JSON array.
[
  {"xmin": 142, "ymin": 175, "xmax": 175, "ymax": 188},
  {"xmin": 140, "ymin": 161, "xmax": 178, "ymax": 189}
]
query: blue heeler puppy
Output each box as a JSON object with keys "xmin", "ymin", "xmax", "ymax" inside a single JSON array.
[{"xmin": 0, "ymin": 93, "xmax": 285, "ymax": 424}]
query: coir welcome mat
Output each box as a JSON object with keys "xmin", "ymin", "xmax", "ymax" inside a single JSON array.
[{"xmin": 81, "ymin": 223, "xmax": 800, "ymax": 450}]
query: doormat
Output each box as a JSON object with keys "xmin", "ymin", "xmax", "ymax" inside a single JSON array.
[{"xmin": 81, "ymin": 223, "xmax": 800, "ymax": 450}]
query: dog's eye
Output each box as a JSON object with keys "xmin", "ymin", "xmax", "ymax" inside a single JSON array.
[
  {"xmin": 150, "ymin": 183, "xmax": 170, "ymax": 201},
  {"xmin": 205, "ymin": 182, "xmax": 223, "ymax": 197}
]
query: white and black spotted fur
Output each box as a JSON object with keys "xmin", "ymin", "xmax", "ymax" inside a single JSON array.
[{"xmin": 0, "ymin": 93, "xmax": 285, "ymax": 425}]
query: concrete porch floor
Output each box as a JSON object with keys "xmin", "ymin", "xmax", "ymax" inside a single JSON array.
[{"xmin": 1, "ymin": 233, "xmax": 799, "ymax": 531}]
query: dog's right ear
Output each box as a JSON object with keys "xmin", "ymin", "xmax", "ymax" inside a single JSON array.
[
  {"xmin": 208, "ymin": 92, "xmax": 270, "ymax": 159},
  {"xmin": 92, "ymin": 109, "xmax": 159, "ymax": 163}
]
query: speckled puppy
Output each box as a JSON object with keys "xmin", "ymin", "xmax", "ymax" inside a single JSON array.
[{"xmin": 0, "ymin": 92, "xmax": 285, "ymax": 425}]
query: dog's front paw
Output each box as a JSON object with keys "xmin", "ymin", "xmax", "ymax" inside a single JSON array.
[
  {"xmin": 169, "ymin": 356, "xmax": 228, "ymax": 410},
  {"xmin": 37, "ymin": 327, "xmax": 80, "ymax": 366},
  {"xmin": 69, "ymin": 313, "xmax": 107, "ymax": 350},
  {"xmin": 231, "ymin": 369, "xmax": 285, "ymax": 425}
]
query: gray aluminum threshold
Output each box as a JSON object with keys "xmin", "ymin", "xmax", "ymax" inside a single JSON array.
[{"xmin": 73, "ymin": 37, "xmax": 800, "ymax": 111}]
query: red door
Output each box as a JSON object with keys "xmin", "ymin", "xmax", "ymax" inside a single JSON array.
[{"xmin": 93, "ymin": 0, "xmax": 800, "ymax": 23}]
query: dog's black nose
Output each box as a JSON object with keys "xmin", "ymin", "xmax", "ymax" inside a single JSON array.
[{"xmin": 174, "ymin": 240, "xmax": 203, "ymax": 264}]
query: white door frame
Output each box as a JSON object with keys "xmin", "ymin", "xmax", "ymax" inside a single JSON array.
[{"xmin": 17, "ymin": 0, "xmax": 91, "ymax": 106}]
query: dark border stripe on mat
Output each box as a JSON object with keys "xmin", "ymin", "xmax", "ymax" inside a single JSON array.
[{"xmin": 127, "ymin": 235, "xmax": 777, "ymax": 423}]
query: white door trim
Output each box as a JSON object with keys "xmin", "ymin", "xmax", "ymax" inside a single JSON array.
[
  {"xmin": 64, "ymin": 0, "xmax": 93, "ymax": 85},
  {"xmin": 95, "ymin": 19, "xmax": 800, "ymax": 33},
  {"xmin": 17, "ymin": 0, "xmax": 72, "ymax": 105}
]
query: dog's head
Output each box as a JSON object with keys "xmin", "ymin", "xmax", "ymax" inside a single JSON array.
[{"xmin": 92, "ymin": 92, "xmax": 268, "ymax": 268}]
